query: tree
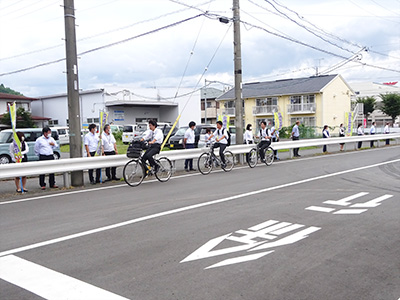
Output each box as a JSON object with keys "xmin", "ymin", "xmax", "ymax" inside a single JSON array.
[
  {"xmin": 1, "ymin": 107, "xmax": 36, "ymax": 128},
  {"xmin": 380, "ymin": 93, "xmax": 400, "ymax": 123},
  {"xmin": 0, "ymin": 84, "xmax": 23, "ymax": 96},
  {"xmin": 356, "ymin": 96, "xmax": 376, "ymax": 121}
]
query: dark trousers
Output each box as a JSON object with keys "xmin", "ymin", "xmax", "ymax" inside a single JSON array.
[
  {"xmin": 142, "ymin": 144, "xmax": 161, "ymax": 168},
  {"xmin": 385, "ymin": 134, "xmax": 390, "ymax": 145},
  {"xmin": 259, "ymin": 140, "xmax": 271, "ymax": 160},
  {"xmin": 292, "ymin": 136, "xmax": 300, "ymax": 156},
  {"xmin": 184, "ymin": 143, "xmax": 195, "ymax": 170},
  {"xmin": 213, "ymin": 143, "xmax": 227, "ymax": 164},
  {"xmin": 104, "ymin": 151, "xmax": 117, "ymax": 179},
  {"xmin": 89, "ymin": 151, "xmax": 101, "ymax": 182},
  {"xmin": 370, "ymin": 133, "xmax": 375, "ymax": 147},
  {"xmin": 272, "ymin": 137, "xmax": 278, "ymax": 157},
  {"xmin": 357, "ymin": 135, "xmax": 362, "ymax": 149},
  {"xmin": 245, "ymin": 141, "xmax": 253, "ymax": 163},
  {"xmin": 39, "ymin": 154, "xmax": 55, "ymax": 187},
  {"xmin": 323, "ymin": 144, "xmax": 327, "ymax": 152}
]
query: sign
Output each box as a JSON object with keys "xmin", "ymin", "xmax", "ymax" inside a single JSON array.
[
  {"xmin": 114, "ymin": 110, "xmax": 124, "ymax": 121},
  {"xmin": 218, "ymin": 115, "xmax": 230, "ymax": 129},
  {"xmin": 344, "ymin": 112, "xmax": 353, "ymax": 137},
  {"xmin": 273, "ymin": 112, "xmax": 283, "ymax": 130},
  {"xmin": 363, "ymin": 118, "xmax": 367, "ymax": 128},
  {"xmin": 8, "ymin": 102, "xmax": 22, "ymax": 163}
]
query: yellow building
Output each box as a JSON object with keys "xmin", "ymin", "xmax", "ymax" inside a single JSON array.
[{"xmin": 216, "ymin": 74, "xmax": 354, "ymax": 134}]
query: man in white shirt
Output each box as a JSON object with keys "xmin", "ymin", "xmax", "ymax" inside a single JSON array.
[
  {"xmin": 84, "ymin": 123, "xmax": 101, "ymax": 184},
  {"xmin": 291, "ymin": 120, "xmax": 301, "ymax": 157},
  {"xmin": 141, "ymin": 120, "xmax": 164, "ymax": 172},
  {"xmin": 270, "ymin": 123, "xmax": 279, "ymax": 160},
  {"xmin": 102, "ymin": 124, "xmax": 119, "ymax": 181},
  {"xmin": 357, "ymin": 123, "xmax": 364, "ymax": 149},
  {"xmin": 370, "ymin": 121, "xmax": 376, "ymax": 148},
  {"xmin": 384, "ymin": 122, "xmax": 390, "ymax": 145},
  {"xmin": 208, "ymin": 120, "xmax": 228, "ymax": 166},
  {"xmin": 34, "ymin": 126, "xmax": 58, "ymax": 190},
  {"xmin": 183, "ymin": 121, "xmax": 196, "ymax": 172},
  {"xmin": 256, "ymin": 121, "xmax": 272, "ymax": 162}
]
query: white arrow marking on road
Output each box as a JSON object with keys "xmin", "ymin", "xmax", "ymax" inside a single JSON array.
[
  {"xmin": 324, "ymin": 192, "xmax": 369, "ymax": 206},
  {"xmin": 350, "ymin": 194, "xmax": 393, "ymax": 208},
  {"xmin": 333, "ymin": 209, "xmax": 368, "ymax": 214},
  {"xmin": 305, "ymin": 206, "xmax": 336, "ymax": 213},
  {"xmin": 205, "ymin": 251, "xmax": 274, "ymax": 269},
  {"xmin": 0, "ymin": 255, "xmax": 129, "ymax": 300}
]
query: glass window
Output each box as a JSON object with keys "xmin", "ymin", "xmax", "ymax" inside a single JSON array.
[
  {"xmin": 0, "ymin": 132, "xmax": 12, "ymax": 143},
  {"xmin": 123, "ymin": 125, "xmax": 133, "ymax": 132}
]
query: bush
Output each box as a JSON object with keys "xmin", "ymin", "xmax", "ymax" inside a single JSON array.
[{"xmin": 113, "ymin": 130, "xmax": 122, "ymax": 141}]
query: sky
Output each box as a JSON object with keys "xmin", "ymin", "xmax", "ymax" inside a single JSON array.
[{"xmin": 0, "ymin": 0, "xmax": 399, "ymax": 98}]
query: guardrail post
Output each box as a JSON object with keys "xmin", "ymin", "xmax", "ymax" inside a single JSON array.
[{"xmin": 63, "ymin": 172, "xmax": 70, "ymax": 188}]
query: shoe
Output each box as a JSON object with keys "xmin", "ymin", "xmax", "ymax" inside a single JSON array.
[
  {"xmin": 185, "ymin": 169, "xmax": 189, "ymax": 172},
  {"xmin": 23, "ymin": 189, "xmax": 28, "ymax": 193},
  {"xmin": 95, "ymin": 180, "xmax": 100, "ymax": 184},
  {"xmin": 221, "ymin": 163, "xmax": 226, "ymax": 168},
  {"xmin": 41, "ymin": 186, "xmax": 46, "ymax": 190},
  {"xmin": 260, "ymin": 159, "xmax": 265, "ymax": 163},
  {"xmin": 112, "ymin": 177, "xmax": 120, "ymax": 181},
  {"xmin": 90, "ymin": 181, "xmax": 96, "ymax": 185},
  {"xmin": 189, "ymin": 168, "xmax": 196, "ymax": 171},
  {"xmin": 50, "ymin": 185, "xmax": 59, "ymax": 188},
  {"xmin": 16, "ymin": 189, "xmax": 22, "ymax": 193},
  {"xmin": 104, "ymin": 177, "xmax": 112, "ymax": 182}
]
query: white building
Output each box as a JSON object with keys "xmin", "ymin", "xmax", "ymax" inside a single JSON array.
[{"xmin": 32, "ymin": 87, "xmax": 201, "ymax": 128}]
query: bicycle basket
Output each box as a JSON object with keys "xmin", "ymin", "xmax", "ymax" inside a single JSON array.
[{"xmin": 126, "ymin": 141, "xmax": 144, "ymax": 158}]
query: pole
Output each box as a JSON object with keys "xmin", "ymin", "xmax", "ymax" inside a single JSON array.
[
  {"xmin": 204, "ymin": 79, "xmax": 207, "ymax": 124},
  {"xmin": 233, "ymin": 0, "xmax": 243, "ymax": 144},
  {"xmin": 64, "ymin": 0, "xmax": 83, "ymax": 186}
]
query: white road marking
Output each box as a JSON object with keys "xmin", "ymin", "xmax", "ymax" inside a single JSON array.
[
  {"xmin": 333, "ymin": 209, "xmax": 368, "ymax": 215},
  {"xmin": 324, "ymin": 192, "xmax": 369, "ymax": 206},
  {"xmin": 305, "ymin": 206, "xmax": 336, "ymax": 213},
  {"xmin": 350, "ymin": 194, "xmax": 393, "ymax": 208},
  {"xmin": 204, "ymin": 251, "xmax": 274, "ymax": 269},
  {"xmin": 0, "ymin": 158, "xmax": 399, "ymax": 258},
  {"xmin": 0, "ymin": 255, "xmax": 129, "ymax": 300}
]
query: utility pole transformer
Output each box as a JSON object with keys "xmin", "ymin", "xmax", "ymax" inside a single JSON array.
[
  {"xmin": 233, "ymin": 0, "xmax": 244, "ymax": 144},
  {"xmin": 64, "ymin": 0, "xmax": 83, "ymax": 186}
]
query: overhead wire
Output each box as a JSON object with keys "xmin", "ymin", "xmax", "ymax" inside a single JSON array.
[{"xmin": 347, "ymin": 0, "xmax": 400, "ymax": 24}]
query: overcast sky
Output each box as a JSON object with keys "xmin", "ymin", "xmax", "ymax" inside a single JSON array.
[{"xmin": 0, "ymin": 0, "xmax": 399, "ymax": 97}]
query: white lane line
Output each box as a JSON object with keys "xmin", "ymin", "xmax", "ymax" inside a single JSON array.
[
  {"xmin": 305, "ymin": 206, "xmax": 336, "ymax": 213},
  {"xmin": 2, "ymin": 145, "xmax": 399, "ymax": 206},
  {"xmin": 0, "ymin": 255, "xmax": 129, "ymax": 300},
  {"xmin": 350, "ymin": 194, "xmax": 393, "ymax": 208},
  {"xmin": 333, "ymin": 209, "xmax": 368, "ymax": 215},
  {"xmin": 324, "ymin": 192, "xmax": 369, "ymax": 206},
  {"xmin": 204, "ymin": 251, "xmax": 274, "ymax": 269},
  {"xmin": 1, "ymin": 158, "xmax": 398, "ymax": 258}
]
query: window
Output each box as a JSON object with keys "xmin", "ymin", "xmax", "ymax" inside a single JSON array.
[
  {"xmin": 224, "ymin": 101, "xmax": 235, "ymax": 108},
  {"xmin": 290, "ymin": 117, "xmax": 316, "ymax": 127},
  {"xmin": 290, "ymin": 95, "xmax": 315, "ymax": 104},
  {"xmin": 66, "ymin": 119, "xmax": 69, "ymax": 125},
  {"xmin": 256, "ymin": 97, "xmax": 277, "ymax": 106},
  {"xmin": 49, "ymin": 120, "xmax": 59, "ymax": 125},
  {"xmin": 6, "ymin": 101, "xmax": 30, "ymax": 111},
  {"xmin": 87, "ymin": 118, "xmax": 99, "ymax": 123}
]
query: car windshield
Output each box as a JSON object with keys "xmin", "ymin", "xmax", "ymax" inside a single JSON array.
[
  {"xmin": 174, "ymin": 127, "xmax": 188, "ymax": 136},
  {"xmin": 123, "ymin": 125, "xmax": 133, "ymax": 132},
  {"xmin": 0, "ymin": 131, "xmax": 12, "ymax": 143},
  {"xmin": 137, "ymin": 124, "xmax": 148, "ymax": 132}
]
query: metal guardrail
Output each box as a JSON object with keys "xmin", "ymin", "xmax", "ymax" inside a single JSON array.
[{"xmin": 0, "ymin": 133, "xmax": 399, "ymax": 186}]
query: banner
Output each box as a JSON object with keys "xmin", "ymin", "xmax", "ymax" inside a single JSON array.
[
  {"xmin": 274, "ymin": 112, "xmax": 283, "ymax": 130},
  {"xmin": 345, "ymin": 112, "xmax": 353, "ymax": 137},
  {"xmin": 218, "ymin": 115, "xmax": 230, "ymax": 129},
  {"xmin": 97, "ymin": 110, "xmax": 109, "ymax": 155},
  {"xmin": 8, "ymin": 102, "xmax": 22, "ymax": 163}
]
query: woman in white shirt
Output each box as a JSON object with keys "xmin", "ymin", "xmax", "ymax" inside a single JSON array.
[
  {"xmin": 244, "ymin": 124, "xmax": 254, "ymax": 144},
  {"xmin": 357, "ymin": 124, "xmax": 364, "ymax": 149},
  {"xmin": 9, "ymin": 131, "xmax": 29, "ymax": 193},
  {"xmin": 339, "ymin": 123, "xmax": 345, "ymax": 151}
]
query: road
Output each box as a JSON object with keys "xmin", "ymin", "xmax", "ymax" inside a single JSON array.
[{"xmin": 0, "ymin": 146, "xmax": 399, "ymax": 300}]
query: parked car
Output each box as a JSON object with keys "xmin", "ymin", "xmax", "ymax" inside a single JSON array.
[
  {"xmin": 169, "ymin": 124, "xmax": 216, "ymax": 149},
  {"xmin": 110, "ymin": 124, "xmax": 123, "ymax": 133},
  {"xmin": 51, "ymin": 126, "xmax": 69, "ymax": 145},
  {"xmin": 122, "ymin": 124, "xmax": 139, "ymax": 144},
  {"xmin": 123, "ymin": 122, "xmax": 174, "ymax": 144},
  {"xmin": 0, "ymin": 128, "xmax": 61, "ymax": 164},
  {"xmin": 197, "ymin": 125, "xmax": 236, "ymax": 148}
]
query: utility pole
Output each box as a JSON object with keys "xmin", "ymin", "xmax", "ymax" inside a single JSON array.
[
  {"xmin": 233, "ymin": 0, "xmax": 243, "ymax": 144},
  {"xmin": 204, "ymin": 79, "xmax": 208, "ymax": 124},
  {"xmin": 64, "ymin": 0, "xmax": 83, "ymax": 186}
]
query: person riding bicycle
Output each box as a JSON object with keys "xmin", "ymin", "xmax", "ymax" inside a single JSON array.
[
  {"xmin": 207, "ymin": 121, "xmax": 228, "ymax": 167},
  {"xmin": 255, "ymin": 121, "xmax": 272, "ymax": 162},
  {"xmin": 140, "ymin": 120, "xmax": 163, "ymax": 173}
]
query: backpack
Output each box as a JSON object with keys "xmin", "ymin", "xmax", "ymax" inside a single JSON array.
[{"xmin": 224, "ymin": 128, "xmax": 231, "ymax": 146}]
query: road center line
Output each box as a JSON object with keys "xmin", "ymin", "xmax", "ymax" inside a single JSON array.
[{"xmin": 0, "ymin": 158, "xmax": 398, "ymax": 258}]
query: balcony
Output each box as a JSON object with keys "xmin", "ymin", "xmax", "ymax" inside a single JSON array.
[
  {"xmin": 287, "ymin": 103, "xmax": 316, "ymax": 114},
  {"xmin": 252, "ymin": 105, "xmax": 279, "ymax": 116},
  {"xmin": 221, "ymin": 108, "xmax": 235, "ymax": 116}
]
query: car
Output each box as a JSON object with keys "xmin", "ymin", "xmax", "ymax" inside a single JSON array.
[
  {"xmin": 123, "ymin": 122, "xmax": 174, "ymax": 144},
  {"xmin": 122, "ymin": 124, "xmax": 139, "ymax": 144},
  {"xmin": 51, "ymin": 126, "xmax": 69, "ymax": 145},
  {"xmin": 169, "ymin": 124, "xmax": 216, "ymax": 149},
  {"xmin": 0, "ymin": 128, "xmax": 61, "ymax": 164},
  {"xmin": 110, "ymin": 124, "xmax": 123, "ymax": 133},
  {"xmin": 197, "ymin": 125, "xmax": 236, "ymax": 148}
]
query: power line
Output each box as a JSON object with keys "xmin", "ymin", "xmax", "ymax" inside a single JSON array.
[
  {"xmin": 369, "ymin": 0, "xmax": 400, "ymax": 16},
  {"xmin": 347, "ymin": 0, "xmax": 400, "ymax": 24}
]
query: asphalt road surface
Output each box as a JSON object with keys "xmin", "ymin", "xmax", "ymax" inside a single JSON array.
[{"xmin": 1, "ymin": 146, "xmax": 399, "ymax": 300}]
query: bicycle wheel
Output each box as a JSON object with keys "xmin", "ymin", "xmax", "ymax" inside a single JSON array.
[
  {"xmin": 247, "ymin": 148, "xmax": 258, "ymax": 168},
  {"xmin": 264, "ymin": 147, "xmax": 274, "ymax": 166},
  {"xmin": 222, "ymin": 151, "xmax": 234, "ymax": 172},
  {"xmin": 123, "ymin": 159, "xmax": 145, "ymax": 187},
  {"xmin": 155, "ymin": 157, "xmax": 172, "ymax": 182},
  {"xmin": 197, "ymin": 152, "xmax": 212, "ymax": 175}
]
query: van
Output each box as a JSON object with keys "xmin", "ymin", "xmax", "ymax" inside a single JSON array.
[
  {"xmin": 0, "ymin": 128, "xmax": 61, "ymax": 164},
  {"xmin": 51, "ymin": 126, "xmax": 69, "ymax": 145},
  {"xmin": 122, "ymin": 124, "xmax": 139, "ymax": 144}
]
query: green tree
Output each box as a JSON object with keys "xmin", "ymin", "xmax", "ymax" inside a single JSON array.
[
  {"xmin": 380, "ymin": 93, "xmax": 400, "ymax": 123},
  {"xmin": 0, "ymin": 84, "xmax": 23, "ymax": 96},
  {"xmin": 356, "ymin": 96, "xmax": 376, "ymax": 121},
  {"xmin": 1, "ymin": 107, "xmax": 36, "ymax": 128}
]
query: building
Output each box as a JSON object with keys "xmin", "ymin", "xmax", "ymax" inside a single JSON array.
[
  {"xmin": 31, "ymin": 87, "xmax": 201, "ymax": 128},
  {"xmin": 0, "ymin": 93, "xmax": 51, "ymax": 128},
  {"xmin": 216, "ymin": 74, "xmax": 354, "ymax": 133},
  {"xmin": 200, "ymin": 87, "xmax": 223, "ymax": 124}
]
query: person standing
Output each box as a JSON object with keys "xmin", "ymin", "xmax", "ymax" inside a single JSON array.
[
  {"xmin": 255, "ymin": 121, "xmax": 272, "ymax": 162},
  {"xmin": 204, "ymin": 128, "xmax": 214, "ymax": 147},
  {"xmin": 357, "ymin": 124, "xmax": 364, "ymax": 149},
  {"xmin": 183, "ymin": 121, "xmax": 196, "ymax": 172},
  {"xmin": 384, "ymin": 122, "xmax": 390, "ymax": 145},
  {"xmin": 34, "ymin": 127, "xmax": 58, "ymax": 190},
  {"xmin": 102, "ymin": 124, "xmax": 119, "ymax": 181},
  {"xmin": 141, "ymin": 120, "xmax": 164, "ymax": 172},
  {"xmin": 207, "ymin": 121, "xmax": 228, "ymax": 166},
  {"xmin": 244, "ymin": 124, "xmax": 254, "ymax": 163},
  {"xmin": 85, "ymin": 123, "xmax": 101, "ymax": 184},
  {"xmin": 339, "ymin": 123, "xmax": 345, "ymax": 151},
  {"xmin": 270, "ymin": 123, "xmax": 279, "ymax": 160},
  {"xmin": 322, "ymin": 125, "xmax": 330, "ymax": 153},
  {"xmin": 291, "ymin": 120, "xmax": 301, "ymax": 157},
  {"xmin": 9, "ymin": 131, "xmax": 29, "ymax": 193},
  {"xmin": 370, "ymin": 121, "xmax": 376, "ymax": 148}
]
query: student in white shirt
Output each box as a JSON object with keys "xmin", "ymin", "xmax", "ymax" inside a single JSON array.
[
  {"xmin": 35, "ymin": 126, "xmax": 58, "ymax": 190},
  {"xmin": 207, "ymin": 121, "xmax": 228, "ymax": 165},
  {"xmin": 141, "ymin": 120, "xmax": 164, "ymax": 172},
  {"xmin": 102, "ymin": 124, "xmax": 119, "ymax": 181},
  {"xmin": 370, "ymin": 121, "xmax": 376, "ymax": 148},
  {"xmin": 9, "ymin": 131, "xmax": 29, "ymax": 193},
  {"xmin": 244, "ymin": 124, "xmax": 254, "ymax": 144},
  {"xmin": 255, "ymin": 121, "xmax": 272, "ymax": 162},
  {"xmin": 322, "ymin": 125, "xmax": 330, "ymax": 153},
  {"xmin": 339, "ymin": 123, "xmax": 345, "ymax": 151},
  {"xmin": 384, "ymin": 122, "xmax": 390, "ymax": 145},
  {"xmin": 270, "ymin": 123, "xmax": 279, "ymax": 160},
  {"xmin": 204, "ymin": 128, "xmax": 214, "ymax": 147},
  {"xmin": 85, "ymin": 123, "xmax": 101, "ymax": 184},
  {"xmin": 183, "ymin": 121, "xmax": 196, "ymax": 172},
  {"xmin": 357, "ymin": 124, "xmax": 364, "ymax": 149}
]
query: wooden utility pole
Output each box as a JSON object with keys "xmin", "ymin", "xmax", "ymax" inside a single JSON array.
[
  {"xmin": 64, "ymin": 0, "xmax": 83, "ymax": 186},
  {"xmin": 233, "ymin": 0, "xmax": 243, "ymax": 144}
]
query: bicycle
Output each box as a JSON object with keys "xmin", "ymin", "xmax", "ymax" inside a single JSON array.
[
  {"xmin": 123, "ymin": 141, "xmax": 172, "ymax": 187},
  {"xmin": 247, "ymin": 139, "xmax": 274, "ymax": 168},
  {"xmin": 197, "ymin": 142, "xmax": 234, "ymax": 175}
]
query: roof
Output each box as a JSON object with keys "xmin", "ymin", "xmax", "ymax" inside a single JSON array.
[
  {"xmin": 0, "ymin": 92, "xmax": 39, "ymax": 101},
  {"xmin": 201, "ymin": 87, "xmax": 224, "ymax": 99},
  {"xmin": 39, "ymin": 89, "xmax": 104, "ymax": 100},
  {"xmin": 217, "ymin": 75, "xmax": 339, "ymax": 100},
  {"xmin": 0, "ymin": 114, "xmax": 51, "ymax": 121},
  {"xmin": 105, "ymin": 100, "xmax": 177, "ymax": 107}
]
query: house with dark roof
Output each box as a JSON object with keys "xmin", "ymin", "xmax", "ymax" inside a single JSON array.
[{"xmin": 216, "ymin": 74, "xmax": 354, "ymax": 133}]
